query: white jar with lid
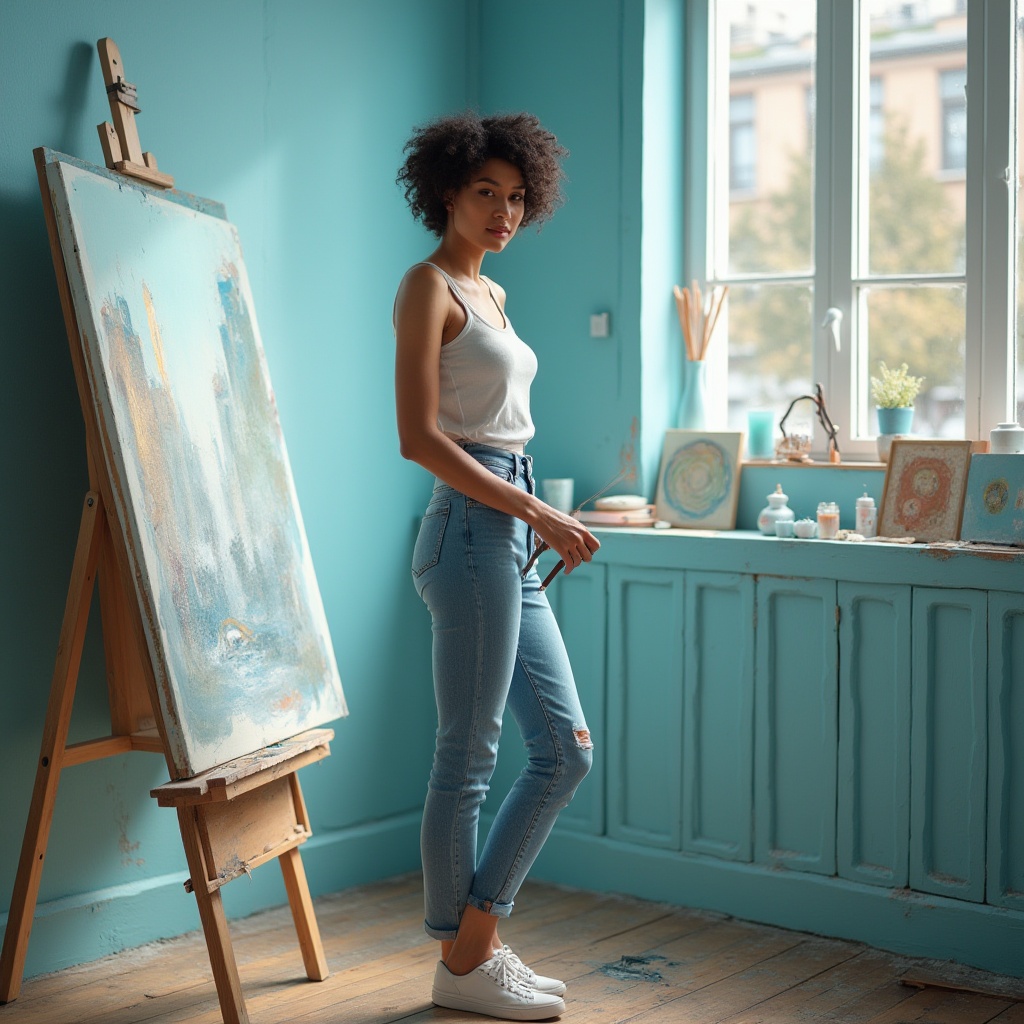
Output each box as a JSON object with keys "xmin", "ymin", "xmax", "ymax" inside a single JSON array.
[
  {"xmin": 990, "ymin": 422, "xmax": 1024, "ymax": 454},
  {"xmin": 757, "ymin": 484, "xmax": 795, "ymax": 535},
  {"xmin": 855, "ymin": 490, "xmax": 877, "ymax": 538}
]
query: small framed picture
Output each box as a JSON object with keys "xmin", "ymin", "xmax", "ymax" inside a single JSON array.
[
  {"xmin": 878, "ymin": 439, "xmax": 973, "ymax": 542},
  {"xmin": 959, "ymin": 454, "xmax": 1024, "ymax": 546},
  {"xmin": 655, "ymin": 430, "xmax": 744, "ymax": 530}
]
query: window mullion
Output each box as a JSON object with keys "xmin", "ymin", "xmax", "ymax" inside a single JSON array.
[
  {"xmin": 967, "ymin": 0, "xmax": 1016, "ymax": 439},
  {"xmin": 820, "ymin": 1, "xmax": 867, "ymax": 455}
]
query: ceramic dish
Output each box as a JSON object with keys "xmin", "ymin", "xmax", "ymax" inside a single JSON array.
[
  {"xmin": 594, "ymin": 494, "xmax": 649, "ymax": 512},
  {"xmin": 793, "ymin": 519, "xmax": 817, "ymax": 539}
]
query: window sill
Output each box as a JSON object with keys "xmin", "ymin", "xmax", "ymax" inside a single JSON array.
[{"xmin": 742, "ymin": 458, "xmax": 887, "ymax": 470}]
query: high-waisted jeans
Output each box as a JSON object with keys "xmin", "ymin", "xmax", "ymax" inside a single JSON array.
[{"xmin": 411, "ymin": 442, "xmax": 593, "ymax": 940}]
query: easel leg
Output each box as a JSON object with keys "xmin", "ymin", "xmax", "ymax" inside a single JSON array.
[
  {"xmin": 0, "ymin": 493, "xmax": 103, "ymax": 1003},
  {"xmin": 176, "ymin": 807, "xmax": 249, "ymax": 1024},
  {"xmin": 279, "ymin": 847, "xmax": 328, "ymax": 982}
]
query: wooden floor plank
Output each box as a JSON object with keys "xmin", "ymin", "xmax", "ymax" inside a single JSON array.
[
  {"xmin": 990, "ymin": 1004, "xmax": 1024, "ymax": 1023},
  {"xmin": 617, "ymin": 937, "xmax": 860, "ymax": 1023},
  {"xmin": 553, "ymin": 918, "xmax": 811, "ymax": 1021},
  {"xmin": 3, "ymin": 875, "xmax": 1021, "ymax": 1024},
  {"xmin": 858, "ymin": 987, "xmax": 1013, "ymax": 1024},
  {"xmin": 710, "ymin": 949, "xmax": 912, "ymax": 1024}
]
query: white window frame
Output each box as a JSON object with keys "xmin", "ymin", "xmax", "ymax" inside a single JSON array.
[{"xmin": 685, "ymin": 0, "xmax": 1018, "ymax": 459}]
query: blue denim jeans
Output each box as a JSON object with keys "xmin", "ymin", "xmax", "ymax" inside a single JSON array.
[{"xmin": 412, "ymin": 442, "xmax": 593, "ymax": 940}]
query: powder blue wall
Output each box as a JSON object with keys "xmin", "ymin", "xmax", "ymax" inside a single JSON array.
[{"xmin": 0, "ymin": 0, "xmax": 472, "ymax": 977}]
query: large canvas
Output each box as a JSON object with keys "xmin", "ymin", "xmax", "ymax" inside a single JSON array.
[
  {"xmin": 960, "ymin": 453, "xmax": 1024, "ymax": 546},
  {"xmin": 45, "ymin": 153, "xmax": 346, "ymax": 777},
  {"xmin": 655, "ymin": 430, "xmax": 744, "ymax": 530}
]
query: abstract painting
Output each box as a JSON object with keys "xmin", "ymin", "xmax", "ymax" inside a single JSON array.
[
  {"xmin": 960, "ymin": 454, "xmax": 1024, "ymax": 545},
  {"xmin": 45, "ymin": 153, "xmax": 347, "ymax": 778},
  {"xmin": 878, "ymin": 439, "xmax": 972, "ymax": 542},
  {"xmin": 655, "ymin": 430, "xmax": 744, "ymax": 530}
]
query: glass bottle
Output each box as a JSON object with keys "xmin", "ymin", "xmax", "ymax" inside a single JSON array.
[
  {"xmin": 817, "ymin": 501, "xmax": 840, "ymax": 540},
  {"xmin": 855, "ymin": 490, "xmax": 877, "ymax": 538}
]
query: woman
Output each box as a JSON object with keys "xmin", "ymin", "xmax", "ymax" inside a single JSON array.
[{"xmin": 394, "ymin": 111, "xmax": 599, "ymax": 1021}]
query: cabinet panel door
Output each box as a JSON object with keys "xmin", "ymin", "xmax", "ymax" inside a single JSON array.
[
  {"xmin": 754, "ymin": 576, "xmax": 838, "ymax": 874},
  {"xmin": 987, "ymin": 590, "xmax": 1024, "ymax": 909},
  {"xmin": 837, "ymin": 582, "xmax": 912, "ymax": 887},
  {"xmin": 545, "ymin": 562, "xmax": 607, "ymax": 835},
  {"xmin": 683, "ymin": 571, "xmax": 754, "ymax": 861},
  {"xmin": 607, "ymin": 566, "xmax": 684, "ymax": 849},
  {"xmin": 910, "ymin": 587, "xmax": 987, "ymax": 902}
]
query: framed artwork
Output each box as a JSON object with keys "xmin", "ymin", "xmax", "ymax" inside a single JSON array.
[
  {"xmin": 960, "ymin": 454, "xmax": 1024, "ymax": 546},
  {"xmin": 46, "ymin": 153, "xmax": 347, "ymax": 777},
  {"xmin": 655, "ymin": 430, "xmax": 744, "ymax": 530},
  {"xmin": 878, "ymin": 439, "xmax": 973, "ymax": 542}
]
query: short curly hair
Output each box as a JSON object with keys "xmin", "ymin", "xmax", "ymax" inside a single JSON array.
[{"xmin": 397, "ymin": 111, "xmax": 568, "ymax": 237}]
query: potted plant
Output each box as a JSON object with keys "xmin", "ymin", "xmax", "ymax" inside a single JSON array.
[{"xmin": 871, "ymin": 361, "xmax": 924, "ymax": 436}]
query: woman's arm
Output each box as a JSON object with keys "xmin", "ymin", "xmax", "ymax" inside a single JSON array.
[{"xmin": 394, "ymin": 265, "xmax": 599, "ymax": 571}]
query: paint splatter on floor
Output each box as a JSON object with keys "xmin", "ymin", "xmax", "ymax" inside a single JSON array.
[{"xmin": 598, "ymin": 954, "xmax": 670, "ymax": 983}]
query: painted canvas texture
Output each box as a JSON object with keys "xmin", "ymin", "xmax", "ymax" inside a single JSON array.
[
  {"xmin": 960, "ymin": 454, "xmax": 1024, "ymax": 545},
  {"xmin": 655, "ymin": 430, "xmax": 743, "ymax": 530},
  {"xmin": 46, "ymin": 154, "xmax": 346, "ymax": 778},
  {"xmin": 877, "ymin": 439, "xmax": 972, "ymax": 542}
]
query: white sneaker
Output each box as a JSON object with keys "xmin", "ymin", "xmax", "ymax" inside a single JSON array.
[
  {"xmin": 501, "ymin": 945, "xmax": 567, "ymax": 996},
  {"xmin": 432, "ymin": 948, "xmax": 566, "ymax": 1021}
]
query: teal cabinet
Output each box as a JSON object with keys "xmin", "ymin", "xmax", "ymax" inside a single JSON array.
[
  {"xmin": 754, "ymin": 576, "xmax": 838, "ymax": 875},
  {"xmin": 987, "ymin": 590, "xmax": 1024, "ymax": 910},
  {"xmin": 910, "ymin": 587, "xmax": 988, "ymax": 902},
  {"xmin": 837, "ymin": 582, "xmax": 912, "ymax": 887},
  {"xmin": 682, "ymin": 571, "xmax": 755, "ymax": 861},
  {"xmin": 527, "ymin": 531, "xmax": 1024, "ymax": 978},
  {"xmin": 606, "ymin": 566, "xmax": 684, "ymax": 849}
]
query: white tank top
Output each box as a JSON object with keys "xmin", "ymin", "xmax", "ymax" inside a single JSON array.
[{"xmin": 414, "ymin": 262, "xmax": 537, "ymax": 453}]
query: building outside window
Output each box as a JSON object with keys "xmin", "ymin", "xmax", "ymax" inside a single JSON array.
[
  {"xmin": 690, "ymin": 0, "xmax": 1020, "ymax": 457},
  {"xmin": 730, "ymin": 93, "xmax": 757, "ymax": 191},
  {"xmin": 941, "ymin": 68, "xmax": 967, "ymax": 171},
  {"xmin": 869, "ymin": 76, "xmax": 884, "ymax": 171}
]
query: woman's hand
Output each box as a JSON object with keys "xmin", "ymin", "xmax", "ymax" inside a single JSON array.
[{"xmin": 530, "ymin": 502, "xmax": 600, "ymax": 577}]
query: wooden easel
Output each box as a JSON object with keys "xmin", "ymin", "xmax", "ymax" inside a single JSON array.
[{"xmin": 0, "ymin": 40, "xmax": 334, "ymax": 1024}]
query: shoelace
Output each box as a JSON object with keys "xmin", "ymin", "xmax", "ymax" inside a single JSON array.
[
  {"xmin": 482, "ymin": 947, "xmax": 534, "ymax": 999},
  {"xmin": 501, "ymin": 945, "xmax": 537, "ymax": 984}
]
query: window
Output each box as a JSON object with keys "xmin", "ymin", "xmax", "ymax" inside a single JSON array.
[
  {"xmin": 689, "ymin": 1, "xmax": 1019, "ymax": 458},
  {"xmin": 869, "ymin": 77, "xmax": 884, "ymax": 171},
  {"xmin": 1018, "ymin": 10, "xmax": 1024, "ymax": 424},
  {"xmin": 730, "ymin": 94, "xmax": 756, "ymax": 191},
  {"xmin": 941, "ymin": 69, "xmax": 967, "ymax": 172}
]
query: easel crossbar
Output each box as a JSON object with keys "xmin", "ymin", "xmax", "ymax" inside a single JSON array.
[{"xmin": 150, "ymin": 728, "xmax": 334, "ymax": 805}]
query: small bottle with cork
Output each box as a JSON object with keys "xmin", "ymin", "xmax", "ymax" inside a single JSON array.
[{"xmin": 855, "ymin": 487, "xmax": 877, "ymax": 538}]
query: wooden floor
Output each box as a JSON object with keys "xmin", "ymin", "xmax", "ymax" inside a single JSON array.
[{"xmin": 4, "ymin": 873, "xmax": 1023, "ymax": 1024}]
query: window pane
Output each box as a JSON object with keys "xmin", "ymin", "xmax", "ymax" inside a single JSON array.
[
  {"xmin": 864, "ymin": 3, "xmax": 967, "ymax": 276},
  {"xmin": 940, "ymin": 69, "xmax": 967, "ymax": 171},
  {"xmin": 719, "ymin": 0, "xmax": 816, "ymax": 276},
  {"xmin": 730, "ymin": 94, "xmax": 756, "ymax": 191},
  {"xmin": 725, "ymin": 283, "xmax": 814, "ymax": 432},
  {"xmin": 1017, "ymin": 4, "xmax": 1024, "ymax": 424},
  {"xmin": 869, "ymin": 76, "xmax": 885, "ymax": 171},
  {"xmin": 864, "ymin": 285, "xmax": 965, "ymax": 438}
]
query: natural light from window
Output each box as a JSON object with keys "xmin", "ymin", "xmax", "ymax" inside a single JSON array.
[{"xmin": 705, "ymin": 0, "xmax": 998, "ymax": 454}]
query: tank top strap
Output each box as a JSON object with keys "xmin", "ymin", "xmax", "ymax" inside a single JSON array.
[{"xmin": 416, "ymin": 262, "xmax": 474, "ymax": 322}]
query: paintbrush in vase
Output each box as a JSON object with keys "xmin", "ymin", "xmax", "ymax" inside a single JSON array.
[{"xmin": 673, "ymin": 282, "xmax": 729, "ymax": 361}]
